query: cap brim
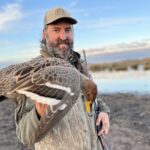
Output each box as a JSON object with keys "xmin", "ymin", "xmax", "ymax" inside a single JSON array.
[{"xmin": 46, "ymin": 17, "xmax": 77, "ymax": 25}]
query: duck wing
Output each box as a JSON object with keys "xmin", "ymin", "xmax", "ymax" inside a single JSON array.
[{"xmin": 0, "ymin": 57, "xmax": 80, "ymax": 112}]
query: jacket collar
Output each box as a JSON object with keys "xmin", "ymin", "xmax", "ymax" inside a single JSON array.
[
  {"xmin": 40, "ymin": 49, "xmax": 55, "ymax": 58},
  {"xmin": 40, "ymin": 48, "xmax": 81, "ymax": 64}
]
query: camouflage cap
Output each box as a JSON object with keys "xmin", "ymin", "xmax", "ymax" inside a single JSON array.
[{"xmin": 44, "ymin": 7, "xmax": 77, "ymax": 26}]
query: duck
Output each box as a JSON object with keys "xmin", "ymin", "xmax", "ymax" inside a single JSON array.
[{"xmin": 0, "ymin": 57, "xmax": 97, "ymax": 113}]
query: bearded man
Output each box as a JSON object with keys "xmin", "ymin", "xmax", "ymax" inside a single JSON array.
[{"xmin": 15, "ymin": 7, "xmax": 110, "ymax": 150}]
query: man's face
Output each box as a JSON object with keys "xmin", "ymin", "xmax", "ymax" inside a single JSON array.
[{"xmin": 44, "ymin": 22, "xmax": 73, "ymax": 59}]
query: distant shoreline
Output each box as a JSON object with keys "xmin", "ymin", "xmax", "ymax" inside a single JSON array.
[
  {"xmin": 91, "ymin": 70, "xmax": 150, "ymax": 79},
  {"xmin": 89, "ymin": 57, "xmax": 150, "ymax": 72}
]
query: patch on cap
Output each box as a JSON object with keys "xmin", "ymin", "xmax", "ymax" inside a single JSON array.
[{"xmin": 55, "ymin": 8, "xmax": 66, "ymax": 16}]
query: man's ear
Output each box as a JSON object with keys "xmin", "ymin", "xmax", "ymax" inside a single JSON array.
[{"xmin": 43, "ymin": 29, "xmax": 46, "ymax": 39}]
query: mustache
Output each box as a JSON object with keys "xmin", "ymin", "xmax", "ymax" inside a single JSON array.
[{"xmin": 57, "ymin": 39, "xmax": 70, "ymax": 45}]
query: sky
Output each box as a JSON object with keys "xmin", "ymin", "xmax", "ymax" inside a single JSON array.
[{"xmin": 0, "ymin": 0, "xmax": 150, "ymax": 64}]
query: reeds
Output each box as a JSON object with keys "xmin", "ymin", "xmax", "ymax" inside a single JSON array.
[{"xmin": 89, "ymin": 57, "xmax": 150, "ymax": 72}]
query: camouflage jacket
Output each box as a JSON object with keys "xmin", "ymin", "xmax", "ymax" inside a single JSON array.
[{"xmin": 15, "ymin": 49, "xmax": 110, "ymax": 150}]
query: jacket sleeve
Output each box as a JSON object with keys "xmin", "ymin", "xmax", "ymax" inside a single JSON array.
[
  {"xmin": 96, "ymin": 97, "xmax": 110, "ymax": 113},
  {"xmin": 78, "ymin": 59, "xmax": 110, "ymax": 114},
  {"xmin": 15, "ymin": 94, "xmax": 41, "ymax": 146}
]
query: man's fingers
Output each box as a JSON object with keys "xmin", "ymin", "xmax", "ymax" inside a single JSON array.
[
  {"xmin": 96, "ymin": 114, "xmax": 102, "ymax": 126},
  {"xmin": 96, "ymin": 112, "xmax": 110, "ymax": 136},
  {"xmin": 35, "ymin": 102, "xmax": 48, "ymax": 117},
  {"xmin": 98, "ymin": 123, "xmax": 109, "ymax": 136}
]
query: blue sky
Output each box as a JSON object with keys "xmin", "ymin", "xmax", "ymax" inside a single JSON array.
[{"xmin": 0, "ymin": 0, "xmax": 150, "ymax": 63}]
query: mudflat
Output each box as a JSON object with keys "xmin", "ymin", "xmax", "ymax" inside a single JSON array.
[{"xmin": 102, "ymin": 93, "xmax": 150, "ymax": 150}]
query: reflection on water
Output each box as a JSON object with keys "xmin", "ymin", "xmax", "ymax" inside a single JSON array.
[{"xmin": 92, "ymin": 71, "xmax": 150, "ymax": 94}]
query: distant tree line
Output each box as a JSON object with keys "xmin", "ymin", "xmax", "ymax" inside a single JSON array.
[{"xmin": 89, "ymin": 57, "xmax": 150, "ymax": 72}]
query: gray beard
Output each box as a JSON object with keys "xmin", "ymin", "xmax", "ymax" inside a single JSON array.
[
  {"xmin": 42, "ymin": 38, "xmax": 73, "ymax": 61},
  {"xmin": 47, "ymin": 46, "xmax": 71, "ymax": 60}
]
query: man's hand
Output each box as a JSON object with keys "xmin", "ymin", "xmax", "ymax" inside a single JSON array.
[
  {"xmin": 96, "ymin": 112, "xmax": 110, "ymax": 136},
  {"xmin": 35, "ymin": 102, "xmax": 48, "ymax": 118}
]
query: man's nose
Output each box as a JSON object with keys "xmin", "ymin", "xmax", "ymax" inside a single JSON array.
[{"xmin": 59, "ymin": 31, "xmax": 67, "ymax": 40}]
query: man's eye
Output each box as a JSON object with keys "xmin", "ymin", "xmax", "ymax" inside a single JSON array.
[
  {"xmin": 53, "ymin": 29, "xmax": 59, "ymax": 33},
  {"xmin": 66, "ymin": 28, "xmax": 72, "ymax": 32}
]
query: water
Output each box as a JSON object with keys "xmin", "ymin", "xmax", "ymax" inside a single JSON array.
[{"xmin": 92, "ymin": 71, "xmax": 150, "ymax": 94}]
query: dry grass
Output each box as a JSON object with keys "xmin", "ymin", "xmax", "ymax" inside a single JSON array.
[{"xmin": 89, "ymin": 57, "xmax": 150, "ymax": 72}]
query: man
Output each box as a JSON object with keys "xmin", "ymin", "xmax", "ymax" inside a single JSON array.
[{"xmin": 15, "ymin": 7, "xmax": 110, "ymax": 150}]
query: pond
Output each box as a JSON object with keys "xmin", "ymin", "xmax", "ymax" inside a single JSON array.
[{"xmin": 92, "ymin": 70, "xmax": 150, "ymax": 94}]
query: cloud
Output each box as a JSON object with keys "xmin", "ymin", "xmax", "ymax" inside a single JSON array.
[
  {"xmin": 84, "ymin": 39, "xmax": 150, "ymax": 56},
  {"xmin": 0, "ymin": 3, "xmax": 23, "ymax": 31},
  {"xmin": 78, "ymin": 17, "xmax": 150, "ymax": 29},
  {"xmin": 70, "ymin": 0, "xmax": 78, "ymax": 7},
  {"xmin": 0, "ymin": 40, "xmax": 40, "ymax": 62}
]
